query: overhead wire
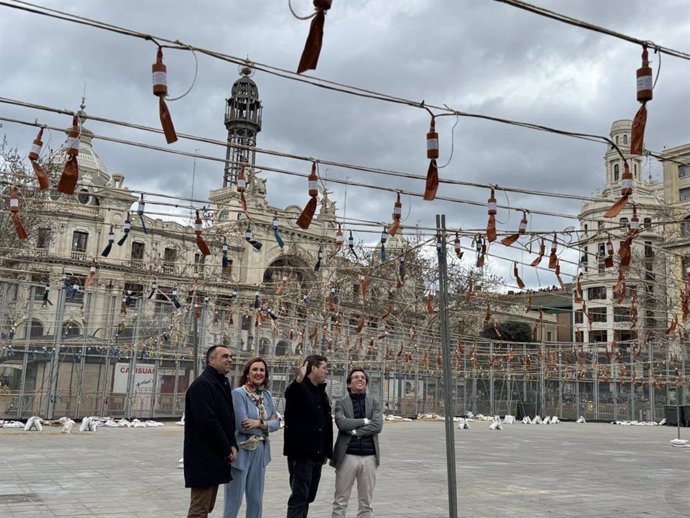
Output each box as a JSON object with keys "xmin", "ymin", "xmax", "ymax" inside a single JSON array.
[
  {"xmin": 0, "ymin": 0, "xmax": 687, "ymax": 169},
  {"xmin": 493, "ymin": 0, "xmax": 690, "ymax": 61}
]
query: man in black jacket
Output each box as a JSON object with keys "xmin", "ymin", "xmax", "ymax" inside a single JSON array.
[
  {"xmin": 184, "ymin": 345, "xmax": 238, "ymax": 518},
  {"xmin": 283, "ymin": 354, "xmax": 333, "ymax": 518}
]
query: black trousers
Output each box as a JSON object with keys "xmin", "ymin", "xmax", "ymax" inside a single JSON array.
[{"xmin": 286, "ymin": 457, "xmax": 323, "ymax": 518}]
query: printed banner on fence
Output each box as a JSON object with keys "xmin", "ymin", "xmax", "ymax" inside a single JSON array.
[{"xmin": 112, "ymin": 363, "xmax": 157, "ymax": 394}]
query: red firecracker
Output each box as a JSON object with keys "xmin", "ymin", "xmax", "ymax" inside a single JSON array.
[
  {"xmin": 8, "ymin": 187, "xmax": 28, "ymax": 240},
  {"xmin": 297, "ymin": 0, "xmax": 332, "ymax": 74},
  {"xmin": 631, "ymin": 45, "xmax": 653, "ymax": 155},
  {"xmin": 296, "ymin": 163, "xmax": 319, "ymax": 229},
  {"xmin": 152, "ymin": 48, "xmax": 178, "ymax": 144},
  {"xmin": 57, "ymin": 115, "xmax": 80, "ymax": 195}
]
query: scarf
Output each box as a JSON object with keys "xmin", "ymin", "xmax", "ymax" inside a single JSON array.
[{"xmin": 238, "ymin": 383, "xmax": 268, "ymax": 450}]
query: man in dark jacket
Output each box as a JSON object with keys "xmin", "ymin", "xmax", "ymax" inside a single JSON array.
[
  {"xmin": 283, "ymin": 354, "xmax": 333, "ymax": 518},
  {"xmin": 184, "ymin": 345, "xmax": 238, "ymax": 518}
]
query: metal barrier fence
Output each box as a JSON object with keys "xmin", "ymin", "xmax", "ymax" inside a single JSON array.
[{"xmin": 0, "ymin": 348, "xmax": 680, "ymax": 422}]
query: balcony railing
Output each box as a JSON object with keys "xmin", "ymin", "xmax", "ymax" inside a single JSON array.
[
  {"xmin": 162, "ymin": 262, "xmax": 177, "ymax": 275},
  {"xmin": 70, "ymin": 250, "xmax": 87, "ymax": 261}
]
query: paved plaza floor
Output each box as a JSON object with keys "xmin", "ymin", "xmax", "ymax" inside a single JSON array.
[{"xmin": 1, "ymin": 419, "xmax": 689, "ymax": 517}]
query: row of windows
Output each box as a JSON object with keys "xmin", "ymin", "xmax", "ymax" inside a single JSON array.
[
  {"xmin": 582, "ymin": 217, "xmax": 652, "ymax": 236},
  {"xmin": 574, "ymin": 330, "xmax": 638, "ymax": 343},
  {"xmin": 38, "ymin": 230, "xmax": 205, "ymax": 267}
]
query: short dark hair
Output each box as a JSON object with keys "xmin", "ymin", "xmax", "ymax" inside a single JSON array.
[
  {"xmin": 347, "ymin": 368, "xmax": 368, "ymax": 385},
  {"xmin": 239, "ymin": 357, "xmax": 270, "ymax": 387},
  {"xmin": 305, "ymin": 354, "xmax": 327, "ymax": 375},
  {"xmin": 206, "ymin": 345, "xmax": 228, "ymax": 365}
]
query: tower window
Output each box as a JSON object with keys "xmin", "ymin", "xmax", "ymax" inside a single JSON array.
[
  {"xmin": 613, "ymin": 164, "xmax": 620, "ymax": 182},
  {"xmin": 623, "ymin": 134, "xmax": 628, "ymax": 145}
]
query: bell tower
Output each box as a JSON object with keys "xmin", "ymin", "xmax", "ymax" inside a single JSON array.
[{"xmin": 223, "ymin": 65, "xmax": 262, "ymax": 187}]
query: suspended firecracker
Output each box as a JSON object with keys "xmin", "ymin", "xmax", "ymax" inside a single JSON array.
[
  {"xmin": 85, "ymin": 259, "xmax": 98, "ymax": 288},
  {"xmin": 574, "ymin": 274, "xmax": 583, "ymax": 303},
  {"xmin": 486, "ymin": 188, "xmax": 497, "ymax": 242},
  {"xmin": 380, "ymin": 227, "xmax": 388, "ymax": 262},
  {"xmin": 101, "ymin": 225, "xmax": 115, "ymax": 257},
  {"xmin": 237, "ymin": 166, "xmax": 250, "ymax": 217},
  {"xmin": 328, "ymin": 223, "xmax": 344, "ymax": 261},
  {"xmin": 454, "ymin": 232, "xmax": 463, "ymax": 259},
  {"xmin": 117, "ymin": 213, "xmax": 132, "ymax": 246},
  {"xmin": 296, "ymin": 0, "xmax": 332, "ymax": 74},
  {"xmin": 502, "ymin": 210, "xmax": 528, "ymax": 247},
  {"xmin": 245, "ymin": 225, "xmax": 262, "ymax": 252},
  {"xmin": 152, "ymin": 47, "xmax": 178, "ymax": 144},
  {"xmin": 424, "ymin": 117, "xmax": 439, "ymax": 201},
  {"xmin": 272, "ymin": 215, "xmax": 284, "ymax": 248},
  {"xmin": 194, "ymin": 210, "xmax": 211, "ymax": 256},
  {"xmin": 629, "ymin": 204, "xmax": 640, "ymax": 234},
  {"xmin": 347, "ymin": 230, "xmax": 358, "ymax": 259},
  {"xmin": 314, "ymin": 246, "xmax": 323, "ymax": 271},
  {"xmin": 296, "ymin": 162, "xmax": 319, "ymax": 229},
  {"xmin": 665, "ymin": 317, "xmax": 677, "ymax": 335},
  {"xmin": 27, "ymin": 127, "xmax": 49, "ymax": 190},
  {"xmin": 631, "ymin": 45, "xmax": 653, "ymax": 155},
  {"xmin": 8, "ymin": 187, "xmax": 28, "ymax": 240},
  {"xmin": 554, "ymin": 260, "xmax": 564, "ymax": 289},
  {"xmin": 513, "ymin": 262, "xmax": 525, "ymax": 289},
  {"xmin": 605, "ymin": 235, "xmax": 614, "ymax": 268},
  {"xmin": 358, "ymin": 273, "xmax": 368, "ymax": 304},
  {"xmin": 619, "ymin": 235, "xmax": 633, "ymax": 268},
  {"xmin": 57, "ymin": 115, "xmax": 80, "ymax": 195},
  {"xmin": 396, "ymin": 255, "xmax": 406, "ymax": 289},
  {"xmin": 389, "ymin": 192, "xmax": 402, "ymax": 236},
  {"xmin": 221, "ymin": 238, "xmax": 232, "ymax": 274},
  {"xmin": 604, "ymin": 161, "xmax": 633, "ymax": 218},
  {"xmin": 530, "ymin": 238, "xmax": 545, "ymax": 267},
  {"xmin": 548, "ymin": 233, "xmax": 558, "ymax": 269},
  {"xmin": 137, "ymin": 194, "xmax": 148, "ymax": 234}
]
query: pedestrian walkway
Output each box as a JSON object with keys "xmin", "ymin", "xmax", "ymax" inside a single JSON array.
[{"xmin": 0, "ymin": 420, "xmax": 688, "ymax": 517}]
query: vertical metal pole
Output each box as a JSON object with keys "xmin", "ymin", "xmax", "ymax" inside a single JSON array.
[
  {"xmin": 558, "ymin": 345, "xmax": 563, "ymax": 418},
  {"xmin": 46, "ymin": 285, "xmax": 66, "ymax": 419},
  {"xmin": 489, "ymin": 341, "xmax": 494, "ymax": 416},
  {"xmin": 630, "ymin": 348, "xmax": 635, "ymax": 421},
  {"xmin": 18, "ymin": 286, "xmax": 35, "ymax": 419},
  {"xmin": 648, "ymin": 340, "xmax": 655, "ymax": 422},
  {"xmin": 612, "ymin": 355, "xmax": 618, "ymax": 421},
  {"xmin": 192, "ymin": 299, "xmax": 200, "ymax": 381},
  {"xmin": 436, "ymin": 214, "xmax": 458, "ymax": 518},
  {"xmin": 124, "ymin": 297, "xmax": 144, "ymax": 418},
  {"xmin": 76, "ymin": 290, "xmax": 92, "ymax": 418}
]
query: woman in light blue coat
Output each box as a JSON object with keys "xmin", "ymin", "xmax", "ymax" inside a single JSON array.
[{"xmin": 224, "ymin": 357, "xmax": 281, "ymax": 518}]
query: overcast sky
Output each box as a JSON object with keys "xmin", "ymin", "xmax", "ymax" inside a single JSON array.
[{"xmin": 0, "ymin": 0, "xmax": 688, "ymax": 288}]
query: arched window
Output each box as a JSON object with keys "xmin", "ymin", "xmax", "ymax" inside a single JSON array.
[
  {"xmin": 623, "ymin": 134, "xmax": 628, "ymax": 145},
  {"xmin": 615, "ymin": 136, "xmax": 619, "ymax": 144},
  {"xmin": 643, "ymin": 217, "xmax": 652, "ymax": 230},
  {"xmin": 62, "ymin": 321, "xmax": 82, "ymax": 337},
  {"xmin": 619, "ymin": 217, "xmax": 628, "ymax": 229},
  {"xmin": 30, "ymin": 319, "xmax": 44, "ymax": 337},
  {"xmin": 259, "ymin": 337, "xmax": 271, "ymax": 355},
  {"xmin": 275, "ymin": 340, "xmax": 290, "ymax": 356},
  {"xmin": 613, "ymin": 164, "xmax": 620, "ymax": 182}
]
